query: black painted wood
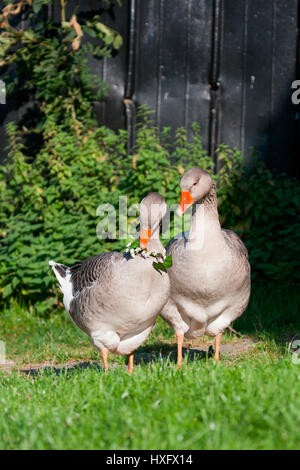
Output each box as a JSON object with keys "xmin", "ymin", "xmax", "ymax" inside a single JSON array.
[
  {"xmin": 134, "ymin": 0, "xmax": 161, "ymax": 124},
  {"xmin": 0, "ymin": 0, "xmax": 299, "ymax": 176},
  {"xmin": 56, "ymin": 0, "xmax": 129, "ymax": 131},
  {"xmin": 269, "ymin": 0, "xmax": 298, "ymax": 174},
  {"xmin": 219, "ymin": 1, "xmax": 247, "ymax": 159},
  {"xmin": 219, "ymin": 0, "xmax": 298, "ymax": 174},
  {"xmin": 185, "ymin": 0, "xmax": 213, "ymax": 147}
]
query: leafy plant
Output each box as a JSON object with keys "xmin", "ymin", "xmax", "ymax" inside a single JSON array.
[
  {"xmin": 1, "ymin": 113, "xmax": 299, "ymax": 312},
  {"xmin": 0, "ymin": 4, "xmax": 299, "ymax": 310},
  {"xmin": 124, "ymin": 238, "xmax": 173, "ymax": 274},
  {"xmin": 0, "ymin": 0, "xmax": 123, "ymax": 138},
  {"xmin": 153, "ymin": 255, "xmax": 173, "ymax": 274},
  {"xmin": 217, "ymin": 147, "xmax": 300, "ymax": 282},
  {"xmin": 118, "ymin": 109, "xmax": 213, "ymax": 206},
  {"xmin": 0, "ymin": 115, "xmax": 216, "ymax": 309}
]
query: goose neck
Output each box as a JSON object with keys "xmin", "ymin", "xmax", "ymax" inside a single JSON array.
[
  {"xmin": 147, "ymin": 226, "xmax": 165, "ymax": 254},
  {"xmin": 187, "ymin": 185, "xmax": 221, "ymax": 248}
]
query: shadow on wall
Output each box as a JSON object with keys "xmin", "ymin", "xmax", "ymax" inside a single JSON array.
[
  {"xmin": 0, "ymin": 87, "xmax": 46, "ymax": 162},
  {"xmin": 264, "ymin": 88, "xmax": 299, "ymax": 178}
]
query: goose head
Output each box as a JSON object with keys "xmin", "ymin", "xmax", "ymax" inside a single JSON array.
[
  {"xmin": 139, "ymin": 193, "xmax": 167, "ymax": 250},
  {"xmin": 177, "ymin": 167, "xmax": 213, "ymax": 216}
]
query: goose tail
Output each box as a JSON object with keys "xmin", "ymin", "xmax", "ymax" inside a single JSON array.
[
  {"xmin": 49, "ymin": 260, "xmax": 73, "ymax": 311},
  {"xmin": 49, "ymin": 260, "xmax": 70, "ymax": 289}
]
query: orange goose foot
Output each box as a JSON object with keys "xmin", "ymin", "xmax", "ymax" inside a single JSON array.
[
  {"xmin": 176, "ymin": 333, "xmax": 184, "ymax": 369},
  {"xmin": 213, "ymin": 333, "xmax": 222, "ymax": 362},
  {"xmin": 128, "ymin": 353, "xmax": 134, "ymax": 374},
  {"xmin": 101, "ymin": 348, "xmax": 109, "ymax": 371}
]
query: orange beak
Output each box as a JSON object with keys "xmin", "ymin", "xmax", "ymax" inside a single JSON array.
[
  {"xmin": 139, "ymin": 228, "xmax": 152, "ymax": 249},
  {"xmin": 177, "ymin": 190, "xmax": 194, "ymax": 216}
]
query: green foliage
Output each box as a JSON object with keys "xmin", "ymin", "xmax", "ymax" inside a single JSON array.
[
  {"xmin": 0, "ymin": 4, "xmax": 299, "ymax": 307},
  {"xmin": 0, "ymin": 0, "xmax": 123, "ymax": 135},
  {"xmin": 217, "ymin": 146, "xmax": 300, "ymax": 282},
  {"xmin": 153, "ymin": 255, "xmax": 173, "ymax": 274},
  {"xmin": 118, "ymin": 110, "xmax": 213, "ymax": 207},
  {"xmin": 1, "ymin": 114, "xmax": 299, "ymax": 310},
  {"xmin": 0, "ymin": 121, "xmax": 125, "ymax": 311},
  {"xmin": 0, "ymin": 115, "xmax": 206, "ymax": 308}
]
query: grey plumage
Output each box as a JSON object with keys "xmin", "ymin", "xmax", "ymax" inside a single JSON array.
[
  {"xmin": 50, "ymin": 262, "xmax": 69, "ymax": 279},
  {"xmin": 222, "ymin": 229, "xmax": 249, "ymax": 259},
  {"xmin": 70, "ymin": 253, "xmax": 123, "ymax": 293},
  {"xmin": 161, "ymin": 167, "xmax": 251, "ymax": 341},
  {"xmin": 49, "ymin": 193, "xmax": 170, "ymax": 360}
]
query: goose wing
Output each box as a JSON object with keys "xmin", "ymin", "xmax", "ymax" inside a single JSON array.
[
  {"xmin": 70, "ymin": 252, "xmax": 125, "ymax": 293},
  {"xmin": 222, "ymin": 229, "xmax": 249, "ymax": 259},
  {"xmin": 166, "ymin": 231, "xmax": 189, "ymax": 257}
]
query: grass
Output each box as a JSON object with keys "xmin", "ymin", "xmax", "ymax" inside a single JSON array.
[
  {"xmin": 0, "ymin": 283, "xmax": 300, "ymax": 450},
  {"xmin": 1, "ymin": 357, "xmax": 300, "ymax": 450}
]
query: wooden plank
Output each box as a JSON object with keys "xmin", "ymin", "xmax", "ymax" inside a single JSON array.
[
  {"xmin": 242, "ymin": 0, "xmax": 274, "ymax": 165},
  {"xmin": 158, "ymin": 0, "xmax": 189, "ymax": 131},
  {"xmin": 0, "ymin": 0, "xmax": 299, "ymax": 175},
  {"xmin": 133, "ymin": 0, "xmax": 161, "ymax": 124},
  {"xmin": 269, "ymin": 0, "xmax": 298, "ymax": 174},
  {"xmin": 219, "ymin": 0, "xmax": 246, "ymax": 152},
  {"xmin": 100, "ymin": 1, "xmax": 128, "ymax": 130},
  {"xmin": 135, "ymin": 0, "xmax": 213, "ymax": 146},
  {"xmin": 185, "ymin": 0, "xmax": 213, "ymax": 148},
  {"xmin": 52, "ymin": 0, "xmax": 128, "ymax": 130}
]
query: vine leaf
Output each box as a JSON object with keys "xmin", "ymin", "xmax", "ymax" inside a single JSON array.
[{"xmin": 153, "ymin": 255, "xmax": 172, "ymax": 274}]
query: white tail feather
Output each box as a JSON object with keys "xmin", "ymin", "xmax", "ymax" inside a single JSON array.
[{"xmin": 49, "ymin": 260, "xmax": 74, "ymax": 312}]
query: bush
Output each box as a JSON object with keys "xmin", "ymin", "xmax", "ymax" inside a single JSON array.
[
  {"xmin": 0, "ymin": 0, "xmax": 123, "ymax": 139},
  {"xmin": 0, "ymin": 116, "xmax": 210, "ymax": 311},
  {"xmin": 217, "ymin": 148, "xmax": 300, "ymax": 282},
  {"xmin": 0, "ymin": 121, "xmax": 120, "ymax": 312},
  {"xmin": 0, "ymin": 3, "xmax": 299, "ymax": 312},
  {"xmin": 0, "ymin": 114, "xmax": 299, "ymax": 312}
]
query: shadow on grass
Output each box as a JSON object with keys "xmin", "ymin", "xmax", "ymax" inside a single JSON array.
[
  {"xmin": 130, "ymin": 345, "xmax": 214, "ymax": 366},
  {"xmin": 233, "ymin": 282, "xmax": 300, "ymax": 344},
  {"xmin": 12, "ymin": 282, "xmax": 299, "ymax": 375},
  {"xmin": 19, "ymin": 347, "xmax": 214, "ymax": 376},
  {"xmin": 20, "ymin": 361, "xmax": 103, "ymax": 377}
]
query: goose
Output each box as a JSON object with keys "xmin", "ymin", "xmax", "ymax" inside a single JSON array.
[
  {"xmin": 161, "ymin": 167, "xmax": 250, "ymax": 366},
  {"xmin": 49, "ymin": 193, "xmax": 170, "ymax": 373}
]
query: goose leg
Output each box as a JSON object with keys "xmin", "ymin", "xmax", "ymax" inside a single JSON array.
[
  {"xmin": 101, "ymin": 348, "xmax": 109, "ymax": 371},
  {"xmin": 128, "ymin": 353, "xmax": 134, "ymax": 374},
  {"xmin": 214, "ymin": 333, "xmax": 222, "ymax": 361},
  {"xmin": 176, "ymin": 333, "xmax": 184, "ymax": 368}
]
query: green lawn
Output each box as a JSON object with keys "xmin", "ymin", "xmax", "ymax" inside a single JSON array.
[{"xmin": 0, "ymin": 283, "xmax": 300, "ymax": 450}]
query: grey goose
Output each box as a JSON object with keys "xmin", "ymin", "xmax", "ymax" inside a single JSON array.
[
  {"xmin": 50, "ymin": 193, "xmax": 170, "ymax": 373},
  {"xmin": 161, "ymin": 168, "xmax": 251, "ymax": 366}
]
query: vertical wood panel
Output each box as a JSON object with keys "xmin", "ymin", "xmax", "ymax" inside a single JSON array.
[
  {"xmin": 242, "ymin": 0, "xmax": 274, "ymax": 165},
  {"xmin": 269, "ymin": 0, "xmax": 298, "ymax": 173},
  {"xmin": 185, "ymin": 0, "xmax": 213, "ymax": 147},
  {"xmin": 134, "ymin": 0, "xmax": 161, "ymax": 123},
  {"xmin": 219, "ymin": 0, "xmax": 298, "ymax": 173},
  {"xmin": 134, "ymin": 0, "xmax": 212, "ymax": 145},
  {"xmin": 51, "ymin": 0, "xmax": 128, "ymax": 130},
  {"xmin": 158, "ymin": 0, "xmax": 189, "ymax": 131},
  {"xmin": 0, "ymin": 0, "xmax": 299, "ymax": 174},
  {"xmin": 89, "ymin": 0, "xmax": 129, "ymax": 130},
  {"xmin": 219, "ymin": 0, "xmax": 246, "ymax": 151}
]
